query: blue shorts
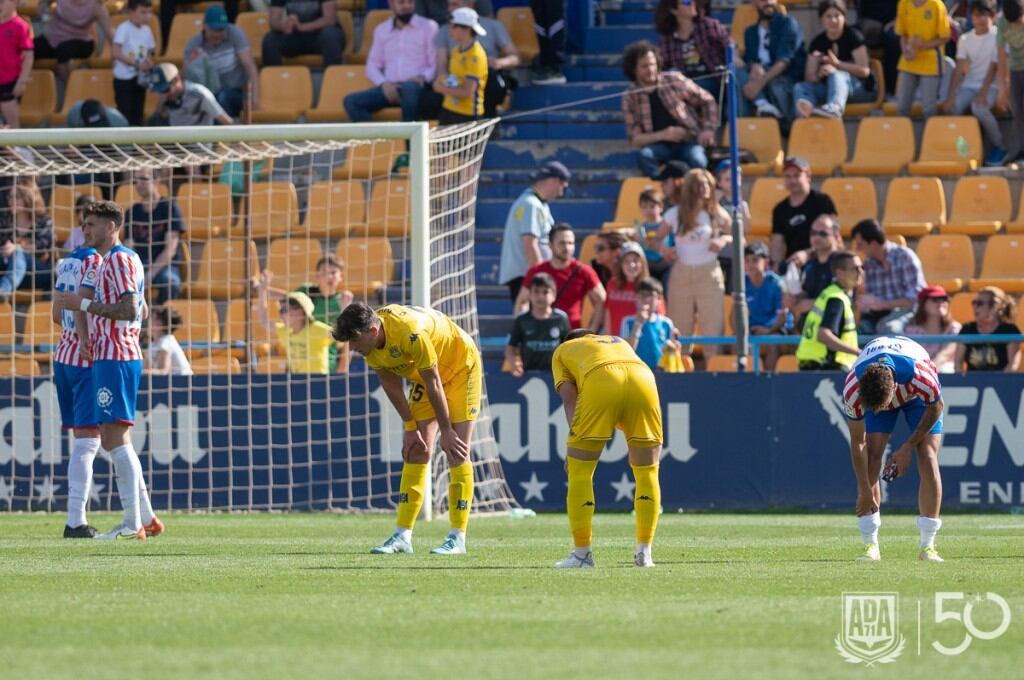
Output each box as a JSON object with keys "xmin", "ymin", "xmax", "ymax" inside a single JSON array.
[
  {"xmin": 53, "ymin": 362, "xmax": 96, "ymax": 429},
  {"xmin": 864, "ymin": 399, "xmax": 944, "ymax": 436},
  {"xmin": 92, "ymin": 359, "xmax": 142, "ymax": 425}
]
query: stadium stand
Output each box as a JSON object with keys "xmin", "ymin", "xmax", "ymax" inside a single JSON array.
[
  {"xmin": 881, "ymin": 177, "xmax": 946, "ymax": 238},
  {"xmin": 970, "ymin": 236, "xmax": 1024, "ymax": 293},
  {"xmin": 916, "ymin": 234, "xmax": 975, "ymax": 293},
  {"xmin": 841, "ymin": 117, "xmax": 915, "ymax": 176},
  {"xmin": 942, "ymin": 177, "xmax": 1012, "ymax": 236},
  {"xmin": 251, "ymin": 66, "xmax": 313, "ymax": 122},
  {"xmin": 787, "ymin": 118, "xmax": 846, "ymax": 176},
  {"xmin": 305, "ymin": 180, "xmax": 366, "ymax": 237},
  {"xmin": 265, "ymin": 238, "xmax": 324, "ymax": 292},
  {"xmin": 820, "ymin": 178, "xmax": 877, "ymax": 236},
  {"xmin": 907, "ymin": 116, "xmax": 983, "ymax": 176},
  {"xmin": 722, "ymin": 118, "xmax": 784, "ymax": 177},
  {"xmin": 176, "ymin": 182, "xmax": 235, "ymax": 240}
]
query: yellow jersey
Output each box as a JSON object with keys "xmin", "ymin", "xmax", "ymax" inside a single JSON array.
[
  {"xmin": 444, "ymin": 40, "xmax": 488, "ymax": 118},
  {"xmin": 275, "ymin": 320, "xmax": 336, "ymax": 374},
  {"xmin": 896, "ymin": 0, "xmax": 949, "ymax": 76},
  {"xmin": 551, "ymin": 334, "xmax": 646, "ymax": 390},
  {"xmin": 365, "ymin": 305, "xmax": 478, "ymax": 383}
]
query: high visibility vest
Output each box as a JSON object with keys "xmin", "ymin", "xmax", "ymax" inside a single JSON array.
[{"xmin": 795, "ymin": 283, "xmax": 858, "ymax": 369}]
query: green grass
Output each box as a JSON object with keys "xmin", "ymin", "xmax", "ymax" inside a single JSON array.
[{"xmin": 1, "ymin": 513, "xmax": 1021, "ymax": 680}]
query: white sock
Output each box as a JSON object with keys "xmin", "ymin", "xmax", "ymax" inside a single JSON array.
[
  {"xmin": 138, "ymin": 474, "xmax": 155, "ymax": 525},
  {"xmin": 111, "ymin": 444, "xmax": 143, "ymax": 530},
  {"xmin": 450, "ymin": 529, "xmax": 466, "ymax": 543},
  {"xmin": 66, "ymin": 437, "xmax": 100, "ymax": 528},
  {"xmin": 858, "ymin": 512, "xmax": 881, "ymax": 546},
  {"xmin": 573, "ymin": 546, "xmax": 592, "ymax": 559},
  {"xmin": 396, "ymin": 527, "xmax": 412, "ymax": 542},
  {"xmin": 635, "ymin": 543, "xmax": 652, "ymax": 559},
  {"xmin": 917, "ymin": 516, "xmax": 942, "ymax": 549}
]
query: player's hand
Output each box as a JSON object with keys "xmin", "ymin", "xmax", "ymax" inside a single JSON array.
[
  {"xmin": 886, "ymin": 445, "xmax": 914, "ymax": 480},
  {"xmin": 855, "ymin": 487, "xmax": 878, "ymax": 516},
  {"xmin": 79, "ymin": 342, "xmax": 92, "ymax": 362},
  {"xmin": 54, "ymin": 291, "xmax": 82, "ymax": 311},
  {"xmin": 439, "ymin": 426, "xmax": 470, "ymax": 463},
  {"xmin": 339, "ymin": 290, "xmax": 354, "ymax": 308},
  {"xmin": 510, "ymin": 362, "xmax": 524, "ymax": 378},
  {"xmin": 401, "ymin": 429, "xmax": 428, "ymax": 461}
]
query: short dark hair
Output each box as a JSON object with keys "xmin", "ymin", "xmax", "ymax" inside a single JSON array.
[
  {"xmin": 332, "ymin": 302, "xmax": 377, "ymax": 342},
  {"xmin": 550, "ymin": 223, "xmax": 574, "ymax": 241},
  {"xmin": 316, "ymin": 253, "xmax": 344, "ymax": 271},
  {"xmin": 850, "ymin": 218, "xmax": 885, "ymax": 245},
  {"xmin": 860, "ymin": 362, "xmax": 895, "ymax": 412},
  {"xmin": 970, "ymin": 0, "xmax": 997, "ymax": 15},
  {"xmin": 622, "ymin": 40, "xmax": 660, "ymax": 82},
  {"xmin": 635, "ymin": 276, "xmax": 664, "ymax": 296},
  {"xmin": 817, "ymin": 0, "xmax": 846, "ymax": 17},
  {"xmin": 75, "ymin": 194, "xmax": 97, "ymax": 210},
  {"xmin": 127, "ymin": 0, "xmax": 153, "ymax": 9},
  {"xmin": 654, "ymin": 0, "xmax": 709, "ymax": 34},
  {"xmin": 830, "ymin": 250, "xmax": 858, "ymax": 275},
  {"xmin": 152, "ymin": 305, "xmax": 182, "ymax": 332},
  {"xmin": 563, "ymin": 328, "xmax": 597, "ymax": 342},
  {"xmin": 529, "ymin": 272, "xmax": 556, "ymax": 291},
  {"xmin": 83, "ymin": 200, "xmax": 124, "ymax": 230},
  {"xmin": 1003, "ymin": 0, "xmax": 1023, "ymax": 21},
  {"xmin": 638, "ymin": 189, "xmax": 663, "ymax": 207},
  {"xmin": 596, "ymin": 230, "xmax": 627, "ymax": 249}
]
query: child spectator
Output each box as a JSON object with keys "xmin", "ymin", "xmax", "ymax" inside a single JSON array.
[
  {"xmin": 954, "ymin": 286, "xmax": 1021, "ymax": 371},
  {"xmin": 144, "ymin": 305, "xmax": 193, "ymax": 376},
  {"xmin": 284, "ymin": 254, "xmax": 353, "ymax": 373},
  {"xmin": 112, "ymin": 0, "xmax": 156, "ymax": 126},
  {"xmin": 895, "ymin": 0, "xmax": 950, "ymax": 117},
  {"xmin": 604, "ymin": 241, "xmax": 662, "ymax": 337},
  {"xmin": 743, "ymin": 242, "xmax": 785, "ymax": 370},
  {"xmin": 622, "ymin": 276, "xmax": 679, "ymax": 370},
  {"xmin": 433, "ymin": 7, "xmax": 488, "ymax": 124},
  {"xmin": 505, "ymin": 272, "xmax": 570, "ymax": 376},
  {"xmin": 63, "ymin": 194, "xmax": 97, "ymax": 252},
  {"xmin": 941, "ymin": 0, "xmax": 1004, "ymax": 165},
  {"xmin": 904, "ymin": 285, "xmax": 961, "ymax": 373},
  {"xmin": 998, "ymin": 0, "xmax": 1024, "ymax": 164},
  {"xmin": 256, "ymin": 271, "xmax": 342, "ymax": 374},
  {"xmin": 635, "ymin": 189, "xmax": 673, "ymax": 284},
  {"xmin": 0, "ymin": 0, "xmax": 34, "ymax": 129}
]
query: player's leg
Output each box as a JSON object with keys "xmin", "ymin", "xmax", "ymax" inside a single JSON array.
[
  {"xmin": 137, "ymin": 456, "xmax": 164, "ymax": 537},
  {"xmin": 371, "ymin": 409, "xmax": 437, "ymax": 554},
  {"xmin": 903, "ymin": 401, "xmax": 944, "ymax": 560},
  {"xmin": 622, "ymin": 364, "xmax": 663, "ymax": 567},
  {"xmin": 854, "ymin": 410, "xmax": 893, "ymax": 560},
  {"xmin": 431, "ymin": 366, "xmax": 481, "ymax": 555},
  {"xmin": 94, "ymin": 360, "xmax": 147, "ymax": 541},
  {"xmin": 56, "ymin": 363, "xmax": 101, "ymax": 537}
]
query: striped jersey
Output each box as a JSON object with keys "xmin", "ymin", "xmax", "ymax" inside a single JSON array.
[
  {"xmin": 92, "ymin": 244, "xmax": 146, "ymax": 361},
  {"xmin": 53, "ymin": 247, "xmax": 102, "ymax": 367},
  {"xmin": 843, "ymin": 336, "xmax": 942, "ymax": 420}
]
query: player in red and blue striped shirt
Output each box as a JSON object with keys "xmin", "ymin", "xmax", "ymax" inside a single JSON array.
[{"xmin": 842, "ymin": 336, "xmax": 944, "ymax": 563}]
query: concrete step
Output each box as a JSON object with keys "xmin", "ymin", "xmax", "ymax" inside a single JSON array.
[
  {"xmin": 510, "ymin": 82, "xmax": 630, "ymax": 111},
  {"xmin": 477, "ymin": 197, "xmax": 614, "ymax": 231},
  {"xmin": 583, "ymin": 26, "xmax": 657, "ymax": 52},
  {"xmin": 482, "ymin": 140, "xmax": 635, "ymax": 172}
]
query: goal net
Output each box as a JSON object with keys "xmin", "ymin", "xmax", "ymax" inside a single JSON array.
[{"xmin": 0, "ymin": 121, "xmax": 518, "ymax": 519}]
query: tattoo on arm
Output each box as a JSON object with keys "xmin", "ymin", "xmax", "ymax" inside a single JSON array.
[{"xmin": 88, "ymin": 293, "xmax": 137, "ymax": 321}]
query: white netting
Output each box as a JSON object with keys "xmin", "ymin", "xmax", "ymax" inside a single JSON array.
[{"xmin": 0, "ymin": 122, "xmax": 517, "ymax": 516}]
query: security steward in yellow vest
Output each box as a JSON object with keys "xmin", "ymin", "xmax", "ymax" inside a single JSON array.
[{"xmin": 796, "ymin": 251, "xmax": 863, "ymax": 370}]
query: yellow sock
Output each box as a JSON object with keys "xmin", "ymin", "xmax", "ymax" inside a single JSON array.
[
  {"xmin": 631, "ymin": 463, "xmax": 660, "ymax": 544},
  {"xmin": 566, "ymin": 457, "xmax": 599, "ymax": 548},
  {"xmin": 447, "ymin": 462, "xmax": 474, "ymax": 532},
  {"xmin": 395, "ymin": 462, "xmax": 429, "ymax": 530}
]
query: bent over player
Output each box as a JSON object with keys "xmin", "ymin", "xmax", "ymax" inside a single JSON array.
[
  {"xmin": 551, "ymin": 329, "xmax": 663, "ymax": 568},
  {"xmin": 333, "ymin": 303, "xmax": 481, "ymax": 555},
  {"xmin": 844, "ymin": 336, "xmax": 944, "ymax": 562}
]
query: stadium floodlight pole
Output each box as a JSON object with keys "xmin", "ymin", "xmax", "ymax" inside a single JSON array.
[{"xmin": 725, "ymin": 44, "xmax": 750, "ymax": 370}]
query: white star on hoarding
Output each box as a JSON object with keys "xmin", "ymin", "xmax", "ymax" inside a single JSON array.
[
  {"xmin": 89, "ymin": 482, "xmax": 105, "ymax": 506},
  {"xmin": 34, "ymin": 476, "xmax": 58, "ymax": 505},
  {"xmin": 0, "ymin": 476, "xmax": 12, "ymax": 506},
  {"xmin": 519, "ymin": 472, "xmax": 549, "ymax": 503},
  {"xmin": 610, "ymin": 472, "xmax": 635, "ymax": 502}
]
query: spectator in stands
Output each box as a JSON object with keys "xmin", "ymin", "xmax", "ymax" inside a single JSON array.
[
  {"xmin": 433, "ymin": 0, "xmax": 518, "ymax": 118},
  {"xmin": 66, "ymin": 97, "xmax": 130, "ymax": 128},
  {"xmin": 621, "ymin": 40, "xmax": 719, "ymax": 178},
  {"xmin": 955, "ymin": 286, "xmax": 1021, "ymax": 371},
  {"xmin": 655, "ymin": 168, "xmax": 730, "ymax": 358},
  {"xmin": 497, "ymin": 160, "xmax": 569, "ymax": 302},
  {"xmin": 292, "ymin": 254, "xmax": 353, "ymax": 373},
  {"xmin": 160, "ymin": 1, "xmax": 238, "ymax": 50},
  {"xmin": 784, "ymin": 213, "xmax": 840, "ymax": 317},
  {"xmin": 11, "ymin": 181, "xmax": 54, "ymax": 290},
  {"xmin": 515, "ymin": 223, "xmax": 606, "ymax": 331},
  {"xmin": 433, "ymin": 7, "xmax": 488, "ymax": 124},
  {"xmin": 0, "ymin": 235, "xmax": 24, "ymax": 297},
  {"xmin": 112, "ymin": 0, "xmax": 156, "ymax": 127},
  {"xmin": 856, "ymin": 0, "xmax": 900, "ymax": 96},
  {"xmin": 905, "ymin": 285, "xmax": 961, "ymax": 372},
  {"xmin": 895, "ymin": 0, "xmax": 950, "ymax": 117},
  {"xmin": 184, "ymin": 6, "xmax": 260, "ymax": 118},
  {"xmin": 417, "ymin": 0, "xmax": 493, "ymax": 23},
  {"xmin": 622, "ymin": 276, "xmax": 679, "ymax": 370},
  {"xmin": 505, "ymin": 272, "xmax": 569, "ymax": 376},
  {"xmin": 143, "ymin": 305, "xmax": 193, "ymax": 376},
  {"xmin": 636, "ymin": 189, "xmax": 672, "ymax": 284},
  {"xmin": 736, "ymin": 0, "xmax": 806, "ymax": 121},
  {"xmin": 604, "ymin": 241, "xmax": 660, "ymax": 337},
  {"xmin": 256, "ymin": 271, "xmax": 342, "ymax": 374},
  {"xmin": 794, "ymin": 0, "xmax": 876, "ymax": 119},
  {"xmin": 344, "ymin": 0, "xmax": 438, "ymax": 123},
  {"xmin": 940, "ymin": 0, "xmax": 1004, "ymax": 165},
  {"xmin": 125, "ymin": 168, "xmax": 185, "ymax": 303},
  {"xmin": 63, "ymin": 194, "xmax": 96, "ymax": 251},
  {"xmin": 654, "ymin": 0, "xmax": 729, "ymax": 95},
  {"xmin": 795, "ymin": 249, "xmax": 861, "ymax": 370},
  {"xmin": 33, "ymin": 0, "xmax": 114, "ymax": 84},
  {"xmin": 744, "ymin": 241, "xmax": 785, "ymax": 369},
  {"xmin": 262, "ymin": 0, "xmax": 343, "ymax": 67},
  {"xmin": 713, "ymin": 159, "xmax": 751, "ymax": 294},
  {"xmin": 770, "ymin": 157, "xmax": 836, "ymax": 269},
  {"xmin": 149, "ymin": 63, "xmax": 233, "ymax": 126},
  {"xmin": 590, "ymin": 230, "xmax": 626, "ymax": 287},
  {"xmin": 529, "ymin": 0, "xmax": 566, "ymax": 84},
  {"xmin": 0, "ymin": 0, "xmax": 34, "ymax": 129},
  {"xmin": 997, "ymin": 0, "xmax": 1024, "ymax": 164},
  {"xmin": 850, "ymin": 218, "xmax": 926, "ymax": 334}
]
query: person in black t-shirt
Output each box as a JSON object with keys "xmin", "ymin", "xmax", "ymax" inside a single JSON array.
[
  {"xmin": 784, "ymin": 213, "xmax": 841, "ymax": 317},
  {"xmin": 793, "ymin": 0, "xmax": 876, "ymax": 118},
  {"xmin": 770, "ymin": 156, "xmax": 837, "ymax": 268},
  {"xmin": 954, "ymin": 286, "xmax": 1021, "ymax": 372},
  {"xmin": 855, "ymin": 0, "xmax": 900, "ymax": 95},
  {"xmin": 505, "ymin": 272, "xmax": 571, "ymax": 375},
  {"xmin": 124, "ymin": 169, "xmax": 185, "ymax": 303},
  {"xmin": 262, "ymin": 0, "xmax": 344, "ymax": 66}
]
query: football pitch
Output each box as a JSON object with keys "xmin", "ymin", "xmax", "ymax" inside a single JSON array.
[{"xmin": 1, "ymin": 513, "xmax": 1020, "ymax": 680}]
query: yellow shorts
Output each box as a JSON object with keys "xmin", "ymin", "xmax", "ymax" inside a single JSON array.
[
  {"xmin": 568, "ymin": 363, "xmax": 663, "ymax": 452},
  {"xmin": 408, "ymin": 357, "xmax": 482, "ymax": 424}
]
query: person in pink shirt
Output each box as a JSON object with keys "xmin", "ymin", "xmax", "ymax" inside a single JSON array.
[
  {"xmin": 602, "ymin": 241, "xmax": 664, "ymax": 338},
  {"xmin": 344, "ymin": 0, "xmax": 438, "ymax": 122},
  {"xmin": 0, "ymin": 0, "xmax": 34, "ymax": 129}
]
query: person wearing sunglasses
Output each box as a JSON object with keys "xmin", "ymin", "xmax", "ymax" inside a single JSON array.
[
  {"xmin": 904, "ymin": 285, "xmax": 961, "ymax": 373},
  {"xmin": 954, "ymin": 286, "xmax": 1021, "ymax": 371}
]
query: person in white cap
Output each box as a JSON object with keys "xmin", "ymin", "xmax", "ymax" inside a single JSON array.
[{"xmin": 432, "ymin": 6, "xmax": 488, "ymax": 124}]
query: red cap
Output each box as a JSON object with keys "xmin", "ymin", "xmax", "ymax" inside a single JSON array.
[{"xmin": 917, "ymin": 285, "xmax": 948, "ymax": 304}]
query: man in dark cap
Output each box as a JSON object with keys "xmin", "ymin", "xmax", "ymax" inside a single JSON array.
[{"xmin": 67, "ymin": 98, "xmax": 129, "ymax": 128}]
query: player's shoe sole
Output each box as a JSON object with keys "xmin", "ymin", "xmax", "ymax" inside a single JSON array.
[
  {"xmin": 144, "ymin": 517, "xmax": 165, "ymax": 537},
  {"xmin": 919, "ymin": 547, "xmax": 944, "ymax": 562},
  {"xmin": 429, "ymin": 536, "xmax": 466, "ymax": 555},
  {"xmin": 855, "ymin": 544, "xmax": 881, "ymax": 561},
  {"xmin": 63, "ymin": 524, "xmax": 98, "ymax": 539},
  {"xmin": 370, "ymin": 533, "xmax": 413, "ymax": 554},
  {"xmin": 554, "ymin": 551, "xmax": 595, "ymax": 569},
  {"xmin": 94, "ymin": 524, "xmax": 147, "ymax": 541},
  {"xmin": 633, "ymin": 552, "xmax": 655, "ymax": 568}
]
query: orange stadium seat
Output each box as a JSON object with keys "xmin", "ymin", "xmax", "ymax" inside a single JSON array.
[
  {"xmin": 774, "ymin": 354, "xmax": 799, "ymax": 372},
  {"xmin": 1007, "ymin": 194, "xmax": 1024, "ymax": 234},
  {"xmin": 333, "ymin": 140, "xmax": 405, "ymax": 180},
  {"xmin": 365, "ymin": 178, "xmax": 409, "ymax": 236},
  {"xmin": 949, "ymin": 291, "xmax": 975, "ymax": 324},
  {"xmin": 841, "ymin": 117, "xmax": 914, "ymax": 175},
  {"xmin": 607, "ymin": 177, "xmax": 659, "ymax": 228},
  {"xmin": 305, "ymin": 180, "xmax": 366, "ymax": 237},
  {"xmin": 787, "ymin": 118, "xmax": 846, "ymax": 176},
  {"xmin": 184, "ymin": 239, "xmax": 259, "ymax": 298},
  {"xmin": 53, "ymin": 69, "xmax": 115, "ymax": 124},
  {"xmin": 723, "ymin": 118, "xmax": 784, "ymax": 177},
  {"xmin": 176, "ymin": 182, "xmax": 235, "ymax": 240},
  {"xmin": 307, "ymin": 65, "xmax": 399, "ymax": 122},
  {"xmin": 336, "ymin": 237, "xmax": 392, "ymax": 297},
  {"xmin": 706, "ymin": 355, "xmax": 741, "ymax": 372},
  {"xmin": 222, "ymin": 299, "xmax": 274, "ymax": 358},
  {"xmin": 265, "ymin": 238, "xmax": 324, "ymax": 292},
  {"xmin": 881, "ymin": 177, "xmax": 945, "ymax": 237},
  {"xmin": 163, "ymin": 13, "xmax": 204, "ymax": 65},
  {"xmin": 21, "ymin": 69, "xmax": 57, "ymax": 126},
  {"xmin": 0, "ymin": 355, "xmax": 41, "ymax": 376},
  {"xmin": 166, "ymin": 299, "xmax": 221, "ymax": 352},
  {"xmin": 843, "ymin": 60, "xmax": 885, "ymax": 117},
  {"xmin": 190, "ymin": 353, "xmax": 242, "ymax": 374},
  {"xmin": 942, "ymin": 177, "xmax": 1011, "ymax": 236},
  {"xmin": 50, "ymin": 184, "xmax": 105, "ymax": 243},
  {"xmin": 578, "ymin": 233, "xmax": 598, "ymax": 265},
  {"xmin": 908, "ymin": 116, "xmax": 982, "ymax": 176},
  {"xmin": 238, "ymin": 181, "xmax": 300, "ymax": 239},
  {"xmin": 113, "ymin": 181, "xmax": 168, "ymax": 209},
  {"xmin": 969, "ymin": 235, "xmax": 1024, "ymax": 293},
  {"xmin": 251, "ymin": 66, "xmax": 313, "ymax": 122},
  {"xmin": 916, "ymin": 234, "xmax": 974, "ymax": 292},
  {"xmin": 236, "ymin": 12, "xmax": 270, "ymax": 65},
  {"xmin": 0, "ymin": 302, "xmax": 15, "ymax": 349},
  {"xmin": 820, "ymin": 178, "xmax": 877, "ymax": 236},
  {"xmin": 21, "ymin": 302, "xmax": 57, "ymax": 349},
  {"xmin": 349, "ymin": 9, "xmax": 391, "ymax": 65},
  {"xmin": 748, "ymin": 177, "xmax": 788, "ymax": 236},
  {"xmin": 498, "ymin": 7, "xmax": 540, "ymax": 63}
]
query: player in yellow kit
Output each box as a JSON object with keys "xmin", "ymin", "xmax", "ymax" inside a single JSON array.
[
  {"xmin": 333, "ymin": 302, "xmax": 480, "ymax": 555},
  {"xmin": 550, "ymin": 329, "xmax": 663, "ymax": 568}
]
